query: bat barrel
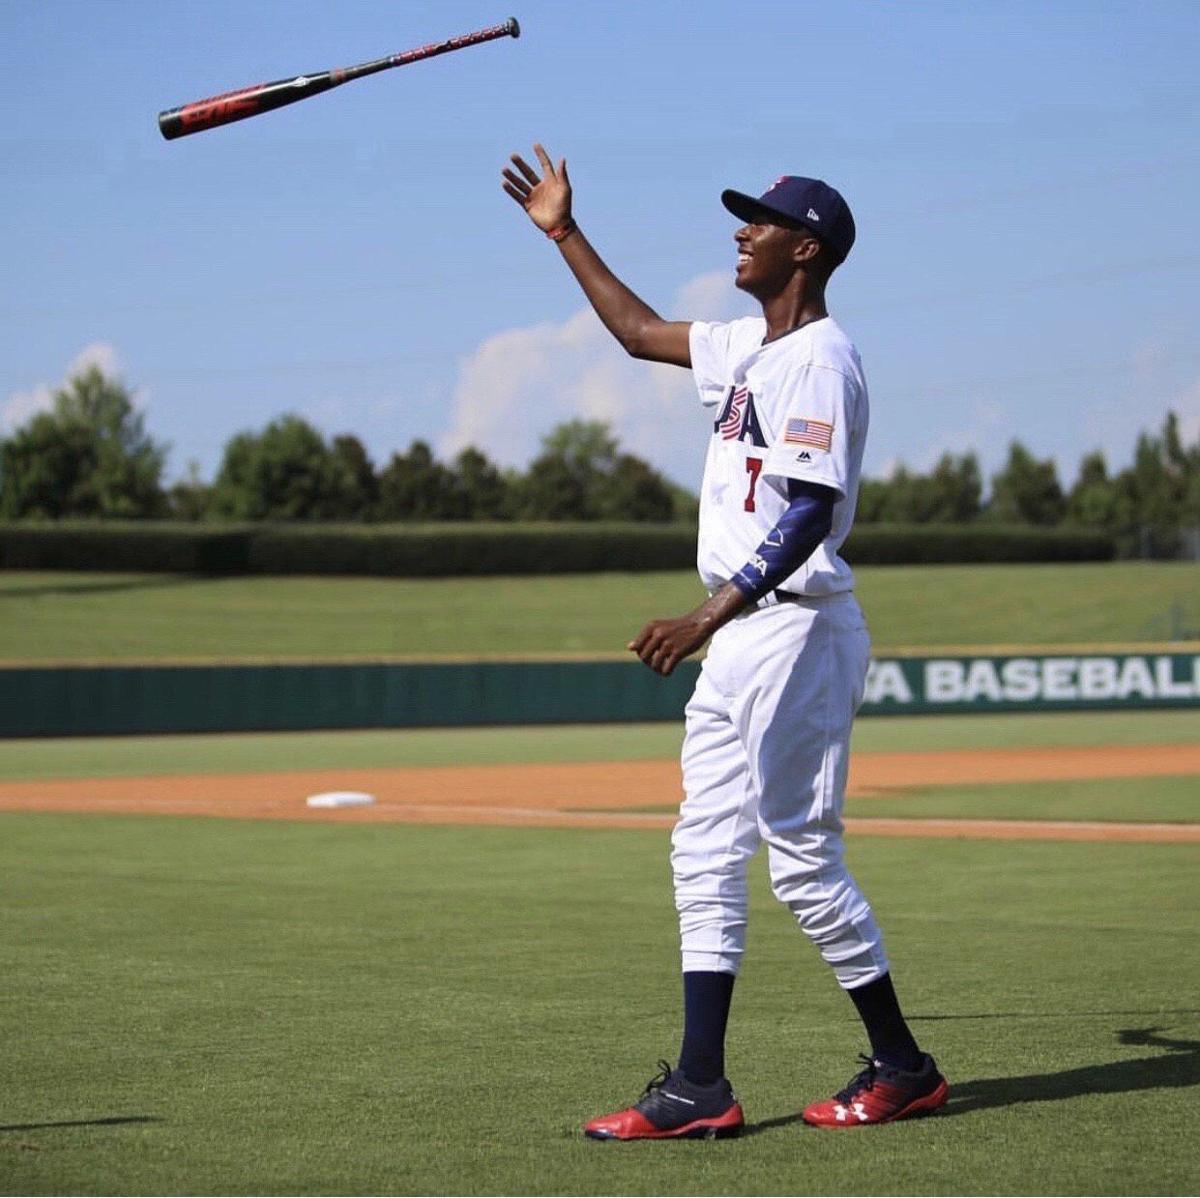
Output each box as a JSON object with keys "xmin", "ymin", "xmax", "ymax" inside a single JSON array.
[{"xmin": 159, "ymin": 73, "xmax": 336, "ymax": 140}]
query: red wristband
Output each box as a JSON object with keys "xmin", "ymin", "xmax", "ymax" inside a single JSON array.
[{"xmin": 545, "ymin": 219, "xmax": 577, "ymax": 243}]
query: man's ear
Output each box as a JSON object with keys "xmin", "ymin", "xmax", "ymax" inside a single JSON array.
[{"xmin": 792, "ymin": 234, "xmax": 823, "ymax": 266}]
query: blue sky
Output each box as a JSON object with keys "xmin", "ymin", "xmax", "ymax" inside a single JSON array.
[{"xmin": 3, "ymin": 0, "xmax": 1198, "ymax": 491}]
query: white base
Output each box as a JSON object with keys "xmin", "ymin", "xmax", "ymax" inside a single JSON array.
[{"xmin": 305, "ymin": 791, "xmax": 376, "ymax": 809}]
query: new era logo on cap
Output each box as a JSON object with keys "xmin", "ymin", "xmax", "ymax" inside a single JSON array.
[{"xmin": 721, "ymin": 177, "xmax": 856, "ymax": 263}]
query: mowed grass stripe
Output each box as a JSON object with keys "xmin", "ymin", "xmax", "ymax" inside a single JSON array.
[
  {"xmin": 1, "ymin": 815, "xmax": 1197, "ymax": 1196},
  {"xmin": 579, "ymin": 775, "xmax": 1200, "ymax": 827},
  {"xmin": 843, "ymin": 775, "xmax": 1200, "ymax": 825},
  {"xmin": 1, "ymin": 710, "xmax": 1198, "ymax": 783},
  {"xmin": 2, "ymin": 561, "xmax": 1198, "ymax": 662}
]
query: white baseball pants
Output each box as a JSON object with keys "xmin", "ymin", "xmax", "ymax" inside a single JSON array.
[{"xmin": 671, "ymin": 591, "xmax": 889, "ymax": 989}]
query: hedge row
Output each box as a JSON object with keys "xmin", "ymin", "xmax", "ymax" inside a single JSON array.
[
  {"xmin": 843, "ymin": 523, "xmax": 1115, "ymax": 565},
  {"xmin": 0, "ymin": 521, "xmax": 1115, "ymax": 576},
  {"xmin": 0, "ymin": 522, "xmax": 696, "ymax": 576}
]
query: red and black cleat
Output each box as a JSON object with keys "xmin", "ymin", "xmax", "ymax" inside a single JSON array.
[
  {"xmin": 585, "ymin": 1060, "xmax": 745, "ymax": 1140},
  {"xmin": 803, "ymin": 1053, "xmax": 949, "ymax": 1127}
]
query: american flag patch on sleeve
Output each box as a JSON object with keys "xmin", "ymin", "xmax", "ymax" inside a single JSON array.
[{"xmin": 783, "ymin": 418, "xmax": 834, "ymax": 450}]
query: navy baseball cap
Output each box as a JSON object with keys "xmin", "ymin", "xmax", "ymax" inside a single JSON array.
[{"xmin": 721, "ymin": 176, "xmax": 856, "ymax": 263}]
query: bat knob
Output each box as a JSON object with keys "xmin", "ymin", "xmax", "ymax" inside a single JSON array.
[{"xmin": 506, "ymin": 16, "xmax": 521, "ymax": 37}]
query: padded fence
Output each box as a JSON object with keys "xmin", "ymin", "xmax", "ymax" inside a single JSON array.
[
  {"xmin": 2, "ymin": 651, "xmax": 1198, "ymax": 737},
  {"xmin": 0, "ymin": 660, "xmax": 700, "ymax": 737}
]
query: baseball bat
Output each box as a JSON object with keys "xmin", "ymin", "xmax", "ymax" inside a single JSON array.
[{"xmin": 158, "ymin": 16, "xmax": 520, "ymax": 140}]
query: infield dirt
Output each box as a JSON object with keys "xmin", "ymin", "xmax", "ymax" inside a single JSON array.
[{"xmin": 1, "ymin": 742, "xmax": 1198, "ymax": 842}]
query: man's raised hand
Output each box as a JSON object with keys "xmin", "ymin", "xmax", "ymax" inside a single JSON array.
[{"xmin": 503, "ymin": 143, "xmax": 572, "ymax": 232}]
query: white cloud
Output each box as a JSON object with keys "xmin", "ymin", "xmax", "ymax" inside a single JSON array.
[
  {"xmin": 439, "ymin": 272, "xmax": 744, "ymax": 486},
  {"xmin": 2, "ymin": 342, "xmax": 127, "ymax": 433},
  {"xmin": 1, "ymin": 382, "xmax": 53, "ymax": 433},
  {"xmin": 673, "ymin": 271, "xmax": 741, "ymax": 320},
  {"xmin": 69, "ymin": 341, "xmax": 121, "ymax": 378}
]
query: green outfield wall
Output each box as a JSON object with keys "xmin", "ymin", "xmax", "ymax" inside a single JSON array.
[
  {"xmin": 2, "ymin": 652, "xmax": 1199, "ymax": 737},
  {"xmin": 0, "ymin": 660, "xmax": 699, "ymax": 737}
]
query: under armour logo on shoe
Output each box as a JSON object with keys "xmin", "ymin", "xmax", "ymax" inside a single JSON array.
[
  {"xmin": 833, "ymin": 1101, "xmax": 869, "ymax": 1122},
  {"xmin": 807, "ymin": 208, "xmax": 821, "ymax": 222}
]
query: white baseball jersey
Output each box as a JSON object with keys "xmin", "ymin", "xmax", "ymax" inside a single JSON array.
[{"xmin": 688, "ymin": 315, "xmax": 868, "ymax": 597}]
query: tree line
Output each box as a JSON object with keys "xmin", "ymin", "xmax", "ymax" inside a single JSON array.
[
  {"xmin": 2, "ymin": 365, "xmax": 1198, "ymax": 555},
  {"xmin": 0, "ymin": 366, "xmax": 690, "ymax": 524},
  {"xmin": 857, "ymin": 417, "xmax": 1200, "ymax": 556}
]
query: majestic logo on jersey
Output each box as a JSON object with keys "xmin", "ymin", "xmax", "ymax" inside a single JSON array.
[
  {"xmin": 715, "ymin": 386, "xmax": 767, "ymax": 447},
  {"xmin": 784, "ymin": 417, "xmax": 833, "ymax": 450}
]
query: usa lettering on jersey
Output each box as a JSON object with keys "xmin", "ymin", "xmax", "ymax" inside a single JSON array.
[{"xmin": 714, "ymin": 386, "xmax": 767, "ymax": 447}]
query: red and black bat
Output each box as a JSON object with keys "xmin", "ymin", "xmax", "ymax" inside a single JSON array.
[{"xmin": 159, "ymin": 16, "xmax": 519, "ymax": 140}]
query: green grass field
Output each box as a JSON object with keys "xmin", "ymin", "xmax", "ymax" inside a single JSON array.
[
  {"xmin": 2, "ymin": 562, "xmax": 1198, "ymax": 661},
  {"xmin": 2, "ymin": 814, "xmax": 1197, "ymax": 1196},
  {"xmin": 845, "ymin": 774, "xmax": 1200, "ymax": 824},
  {"xmin": 2, "ymin": 709, "xmax": 1199, "ymax": 1196},
  {"xmin": 610, "ymin": 775, "xmax": 1200, "ymax": 825},
  {"xmin": 0, "ymin": 708, "xmax": 1196, "ymax": 782}
]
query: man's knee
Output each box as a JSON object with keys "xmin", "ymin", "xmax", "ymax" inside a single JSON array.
[{"xmin": 771, "ymin": 866, "xmax": 890, "ymax": 986}]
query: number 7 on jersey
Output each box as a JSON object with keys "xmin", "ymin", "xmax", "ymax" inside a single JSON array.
[{"xmin": 744, "ymin": 456, "xmax": 763, "ymax": 512}]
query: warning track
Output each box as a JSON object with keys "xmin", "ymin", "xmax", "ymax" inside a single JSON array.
[{"xmin": 1, "ymin": 744, "xmax": 1198, "ymax": 843}]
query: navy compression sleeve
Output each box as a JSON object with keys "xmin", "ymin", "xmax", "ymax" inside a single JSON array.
[{"xmin": 731, "ymin": 479, "xmax": 837, "ymax": 602}]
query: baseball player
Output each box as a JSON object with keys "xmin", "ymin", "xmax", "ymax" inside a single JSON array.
[{"xmin": 502, "ymin": 145, "xmax": 948, "ymax": 1138}]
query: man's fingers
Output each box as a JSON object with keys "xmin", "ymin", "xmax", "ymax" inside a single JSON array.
[
  {"xmin": 502, "ymin": 182, "xmax": 529, "ymax": 206},
  {"xmin": 650, "ymin": 642, "xmax": 677, "ymax": 676},
  {"xmin": 558, "ymin": 157, "xmax": 570, "ymax": 186},
  {"xmin": 630, "ymin": 619, "xmax": 693, "ymax": 675},
  {"xmin": 629, "ymin": 622, "xmax": 655, "ymax": 653},
  {"xmin": 510, "ymin": 154, "xmax": 541, "ymax": 186},
  {"xmin": 501, "ymin": 168, "xmax": 531, "ymax": 196},
  {"xmin": 645, "ymin": 630, "xmax": 672, "ymax": 671},
  {"xmin": 533, "ymin": 143, "xmax": 555, "ymax": 177},
  {"xmin": 638, "ymin": 634, "xmax": 663, "ymax": 668}
]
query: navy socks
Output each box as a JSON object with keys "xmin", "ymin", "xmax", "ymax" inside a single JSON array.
[
  {"xmin": 678, "ymin": 971, "xmax": 736, "ymax": 1085},
  {"xmin": 846, "ymin": 971, "xmax": 923, "ymax": 1071},
  {"xmin": 677, "ymin": 970, "xmax": 921, "ymax": 1084}
]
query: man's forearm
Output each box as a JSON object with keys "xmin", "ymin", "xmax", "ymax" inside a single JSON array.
[
  {"xmin": 732, "ymin": 483, "xmax": 836, "ymax": 603},
  {"xmin": 554, "ymin": 225, "xmax": 665, "ymax": 357},
  {"xmin": 627, "ymin": 582, "xmax": 749, "ymax": 677},
  {"xmin": 502, "ymin": 145, "xmax": 691, "ymax": 367}
]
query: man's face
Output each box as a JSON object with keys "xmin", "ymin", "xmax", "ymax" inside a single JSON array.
[{"xmin": 734, "ymin": 220, "xmax": 820, "ymax": 297}]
